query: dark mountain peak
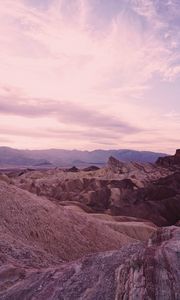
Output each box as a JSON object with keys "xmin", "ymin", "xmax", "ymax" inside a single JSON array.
[
  {"xmin": 108, "ymin": 156, "xmax": 120, "ymax": 165},
  {"xmin": 156, "ymin": 149, "xmax": 180, "ymax": 169},
  {"xmin": 175, "ymin": 149, "xmax": 180, "ymax": 157}
]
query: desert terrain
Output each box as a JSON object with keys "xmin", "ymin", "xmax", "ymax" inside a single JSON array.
[{"xmin": 0, "ymin": 150, "xmax": 180, "ymax": 299}]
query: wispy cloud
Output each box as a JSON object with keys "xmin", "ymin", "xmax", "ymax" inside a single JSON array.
[
  {"xmin": 0, "ymin": 0, "xmax": 179, "ymax": 151},
  {"xmin": 0, "ymin": 93, "xmax": 139, "ymax": 133},
  {"xmin": 0, "ymin": 0, "xmax": 179, "ymax": 99},
  {"xmin": 130, "ymin": 0, "xmax": 180, "ymax": 80}
]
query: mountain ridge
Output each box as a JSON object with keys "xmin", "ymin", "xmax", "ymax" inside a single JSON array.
[{"xmin": 0, "ymin": 146, "xmax": 168, "ymax": 168}]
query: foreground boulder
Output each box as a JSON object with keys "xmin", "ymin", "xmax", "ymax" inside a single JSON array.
[{"xmin": 0, "ymin": 226, "xmax": 179, "ymax": 299}]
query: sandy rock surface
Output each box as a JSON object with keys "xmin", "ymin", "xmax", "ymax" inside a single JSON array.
[{"xmin": 0, "ymin": 226, "xmax": 179, "ymax": 300}]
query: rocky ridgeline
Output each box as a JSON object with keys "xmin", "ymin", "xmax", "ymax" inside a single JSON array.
[
  {"xmin": 0, "ymin": 150, "xmax": 180, "ymax": 299},
  {"xmin": 9, "ymin": 155, "xmax": 178, "ymax": 226},
  {"xmin": 107, "ymin": 156, "xmax": 171, "ymax": 186},
  {"xmin": 0, "ymin": 226, "xmax": 179, "ymax": 300}
]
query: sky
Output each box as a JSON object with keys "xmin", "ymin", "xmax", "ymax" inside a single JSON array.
[{"xmin": 0, "ymin": 0, "xmax": 180, "ymax": 153}]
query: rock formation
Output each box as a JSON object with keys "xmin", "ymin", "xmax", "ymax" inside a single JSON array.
[
  {"xmin": 82, "ymin": 165, "xmax": 100, "ymax": 172},
  {"xmin": 0, "ymin": 151, "xmax": 180, "ymax": 299},
  {"xmin": 175, "ymin": 149, "xmax": 180, "ymax": 157},
  {"xmin": 107, "ymin": 156, "xmax": 171, "ymax": 186},
  {"xmin": 66, "ymin": 166, "xmax": 79, "ymax": 172},
  {"xmin": 9, "ymin": 158, "xmax": 178, "ymax": 226},
  {"xmin": 156, "ymin": 149, "xmax": 180, "ymax": 169},
  {"xmin": 0, "ymin": 180, "xmax": 156, "ymax": 266},
  {"xmin": 0, "ymin": 226, "xmax": 179, "ymax": 299},
  {"xmin": 110, "ymin": 171, "xmax": 180, "ymax": 226}
]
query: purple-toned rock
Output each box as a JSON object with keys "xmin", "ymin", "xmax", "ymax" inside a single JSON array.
[
  {"xmin": 176, "ymin": 220, "xmax": 180, "ymax": 226},
  {"xmin": 175, "ymin": 149, "xmax": 180, "ymax": 157},
  {"xmin": 156, "ymin": 149, "xmax": 180, "ymax": 168},
  {"xmin": 82, "ymin": 165, "xmax": 100, "ymax": 172},
  {"xmin": 111, "ymin": 172, "xmax": 180, "ymax": 226},
  {"xmin": 0, "ymin": 227, "xmax": 179, "ymax": 300},
  {"xmin": 66, "ymin": 166, "xmax": 79, "ymax": 172}
]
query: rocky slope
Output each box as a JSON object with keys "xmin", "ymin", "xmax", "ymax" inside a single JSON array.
[
  {"xmin": 156, "ymin": 149, "xmax": 180, "ymax": 169},
  {"xmin": 110, "ymin": 171, "xmax": 180, "ymax": 226},
  {"xmin": 107, "ymin": 156, "xmax": 171, "ymax": 187},
  {"xmin": 9, "ymin": 156, "xmax": 177, "ymax": 226},
  {"xmin": 0, "ymin": 151, "xmax": 180, "ymax": 299},
  {"xmin": 0, "ymin": 226, "xmax": 179, "ymax": 300},
  {"xmin": 0, "ymin": 180, "xmax": 157, "ymax": 267},
  {"xmin": 0, "ymin": 181, "xmax": 143, "ymax": 261}
]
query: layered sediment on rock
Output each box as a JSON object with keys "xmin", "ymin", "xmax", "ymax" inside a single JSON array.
[
  {"xmin": 0, "ymin": 150, "xmax": 180, "ymax": 299},
  {"xmin": 8, "ymin": 158, "xmax": 179, "ymax": 226},
  {"xmin": 0, "ymin": 226, "xmax": 179, "ymax": 300},
  {"xmin": 0, "ymin": 180, "xmax": 141, "ymax": 265}
]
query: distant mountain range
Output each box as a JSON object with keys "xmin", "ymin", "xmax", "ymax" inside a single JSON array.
[{"xmin": 0, "ymin": 146, "xmax": 168, "ymax": 168}]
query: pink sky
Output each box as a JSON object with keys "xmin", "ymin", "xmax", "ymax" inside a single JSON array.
[{"xmin": 0, "ymin": 0, "xmax": 180, "ymax": 153}]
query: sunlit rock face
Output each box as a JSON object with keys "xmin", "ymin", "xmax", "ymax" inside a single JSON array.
[{"xmin": 0, "ymin": 226, "xmax": 179, "ymax": 300}]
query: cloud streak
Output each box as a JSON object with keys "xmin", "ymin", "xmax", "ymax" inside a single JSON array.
[
  {"xmin": 0, "ymin": 94, "xmax": 139, "ymax": 133},
  {"xmin": 0, "ymin": 0, "xmax": 179, "ymax": 151}
]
